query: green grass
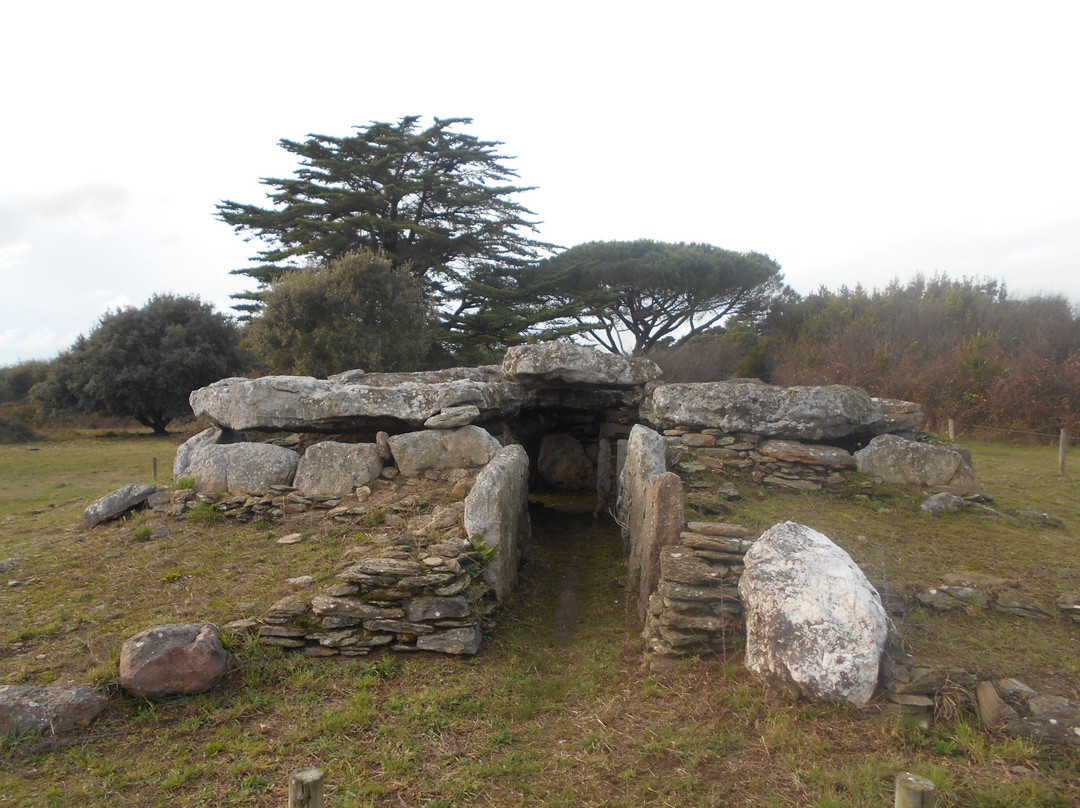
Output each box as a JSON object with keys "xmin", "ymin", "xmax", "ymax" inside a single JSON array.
[{"xmin": 0, "ymin": 433, "xmax": 1077, "ymax": 806}]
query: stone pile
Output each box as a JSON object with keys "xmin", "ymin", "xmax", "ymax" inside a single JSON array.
[
  {"xmin": 642, "ymin": 522, "xmax": 751, "ymax": 658},
  {"xmin": 882, "ymin": 654, "xmax": 1080, "ymax": 747},
  {"xmin": 250, "ymin": 444, "xmax": 528, "ymax": 658},
  {"xmin": 259, "ymin": 545, "xmax": 487, "ymax": 657}
]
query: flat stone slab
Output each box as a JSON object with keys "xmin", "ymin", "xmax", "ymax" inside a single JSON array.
[
  {"xmin": 759, "ymin": 440, "xmax": 856, "ymax": 469},
  {"xmin": 84, "ymin": 484, "xmax": 157, "ymax": 528},
  {"xmin": 190, "ymin": 370, "xmax": 524, "ymax": 432},
  {"xmin": 0, "ymin": 683, "xmax": 108, "ymax": 736}
]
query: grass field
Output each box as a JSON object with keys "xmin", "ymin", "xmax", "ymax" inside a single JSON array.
[{"xmin": 0, "ymin": 431, "xmax": 1077, "ymax": 806}]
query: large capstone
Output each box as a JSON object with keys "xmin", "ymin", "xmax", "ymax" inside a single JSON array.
[
  {"xmin": 854, "ymin": 434, "xmax": 981, "ymax": 494},
  {"xmin": 642, "ymin": 381, "xmax": 885, "ymax": 440},
  {"xmin": 388, "ymin": 426, "xmax": 502, "ymax": 477},
  {"xmin": 184, "ymin": 443, "xmax": 300, "ymax": 495},
  {"xmin": 463, "ymin": 444, "xmax": 530, "ymax": 602},
  {"xmin": 502, "ymin": 342, "xmax": 662, "ymax": 388},
  {"xmin": 189, "ymin": 369, "xmax": 524, "ymax": 432},
  {"xmin": 294, "ymin": 441, "xmax": 383, "ymax": 497},
  {"xmin": 738, "ymin": 522, "xmax": 890, "ymax": 707}
]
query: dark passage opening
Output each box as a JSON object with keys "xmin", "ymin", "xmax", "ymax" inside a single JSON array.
[{"xmin": 518, "ymin": 493, "xmax": 626, "ymax": 646}]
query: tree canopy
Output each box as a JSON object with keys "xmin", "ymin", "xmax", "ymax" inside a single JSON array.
[
  {"xmin": 243, "ymin": 249, "xmax": 435, "ymax": 377},
  {"xmin": 33, "ymin": 295, "xmax": 251, "ymax": 433},
  {"xmin": 528, "ymin": 240, "xmax": 784, "ymax": 355},
  {"xmin": 217, "ymin": 116, "xmax": 552, "ymax": 314}
]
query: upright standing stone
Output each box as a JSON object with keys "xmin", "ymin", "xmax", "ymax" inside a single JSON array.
[
  {"xmin": 630, "ymin": 472, "xmax": 685, "ymax": 622},
  {"xmin": 294, "ymin": 441, "xmax": 383, "ymax": 497},
  {"xmin": 537, "ymin": 433, "xmax": 595, "ymax": 490},
  {"xmin": 185, "ymin": 443, "xmax": 300, "ymax": 495},
  {"xmin": 389, "ymin": 426, "xmax": 502, "ymax": 477},
  {"xmin": 617, "ymin": 425, "xmax": 667, "ymax": 549},
  {"xmin": 463, "ymin": 445, "xmax": 530, "ymax": 602}
]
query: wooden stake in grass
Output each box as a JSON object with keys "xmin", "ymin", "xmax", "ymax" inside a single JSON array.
[
  {"xmin": 1060, "ymin": 428, "xmax": 1067, "ymax": 475},
  {"xmin": 288, "ymin": 767, "xmax": 324, "ymax": 808},
  {"xmin": 894, "ymin": 772, "xmax": 936, "ymax": 808}
]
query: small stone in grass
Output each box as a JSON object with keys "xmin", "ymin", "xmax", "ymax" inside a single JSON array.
[{"xmin": 278, "ymin": 533, "xmax": 304, "ymax": 544}]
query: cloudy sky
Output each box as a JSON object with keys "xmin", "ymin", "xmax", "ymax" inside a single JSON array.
[{"xmin": 2, "ymin": 1, "xmax": 1078, "ymax": 366}]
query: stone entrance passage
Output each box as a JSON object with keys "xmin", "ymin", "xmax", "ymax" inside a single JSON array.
[{"xmin": 524, "ymin": 493, "xmax": 625, "ymax": 646}]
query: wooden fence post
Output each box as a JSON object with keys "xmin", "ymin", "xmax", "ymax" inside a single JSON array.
[
  {"xmin": 153, "ymin": 457, "xmax": 158, "ymax": 479},
  {"xmin": 947, "ymin": 419, "xmax": 955, "ymax": 441},
  {"xmin": 895, "ymin": 772, "xmax": 936, "ymax": 807},
  {"xmin": 1060, "ymin": 429, "xmax": 1067, "ymax": 475},
  {"xmin": 288, "ymin": 768, "xmax": 324, "ymax": 808}
]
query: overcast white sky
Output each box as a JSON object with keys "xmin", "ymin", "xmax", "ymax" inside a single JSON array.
[{"xmin": 2, "ymin": 1, "xmax": 1078, "ymax": 366}]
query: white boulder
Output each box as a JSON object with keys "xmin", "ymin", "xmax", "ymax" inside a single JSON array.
[{"xmin": 738, "ymin": 522, "xmax": 889, "ymax": 707}]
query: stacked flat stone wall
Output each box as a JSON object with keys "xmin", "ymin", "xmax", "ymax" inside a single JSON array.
[
  {"xmin": 259, "ymin": 540, "xmax": 490, "ymax": 657},
  {"xmin": 664, "ymin": 429, "xmax": 854, "ymax": 491},
  {"xmin": 642, "ymin": 522, "xmax": 752, "ymax": 657}
]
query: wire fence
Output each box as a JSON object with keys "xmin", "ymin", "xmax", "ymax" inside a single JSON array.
[{"xmin": 949, "ymin": 421, "xmax": 1078, "ymax": 447}]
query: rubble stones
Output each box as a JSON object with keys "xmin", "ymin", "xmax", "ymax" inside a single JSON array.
[
  {"xmin": 920, "ymin": 492, "xmax": 966, "ymax": 513},
  {"xmin": 416, "ymin": 626, "xmax": 482, "ymax": 655},
  {"xmin": 424, "ymin": 405, "xmax": 481, "ymax": 429}
]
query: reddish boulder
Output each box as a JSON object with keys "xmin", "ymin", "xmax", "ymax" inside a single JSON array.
[{"xmin": 119, "ymin": 623, "xmax": 229, "ymax": 699}]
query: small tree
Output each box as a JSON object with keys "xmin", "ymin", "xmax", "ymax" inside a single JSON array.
[
  {"xmin": 528, "ymin": 240, "xmax": 784, "ymax": 355},
  {"xmin": 242, "ymin": 249, "xmax": 435, "ymax": 377},
  {"xmin": 33, "ymin": 295, "xmax": 250, "ymax": 433}
]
